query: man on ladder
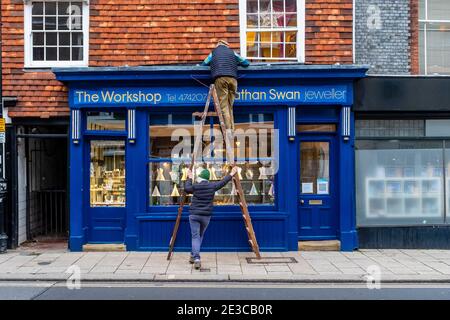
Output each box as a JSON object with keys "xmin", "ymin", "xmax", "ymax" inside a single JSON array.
[
  {"xmin": 201, "ymin": 39, "xmax": 250, "ymax": 132},
  {"xmin": 184, "ymin": 166, "xmax": 238, "ymax": 269}
]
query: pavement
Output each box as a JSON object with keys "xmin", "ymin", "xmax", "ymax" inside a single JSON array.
[{"xmin": 3, "ymin": 248, "xmax": 450, "ymax": 283}]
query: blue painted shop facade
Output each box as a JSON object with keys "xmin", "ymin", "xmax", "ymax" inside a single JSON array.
[{"xmin": 53, "ymin": 65, "xmax": 368, "ymax": 252}]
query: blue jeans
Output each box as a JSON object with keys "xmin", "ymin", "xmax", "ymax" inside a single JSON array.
[{"xmin": 189, "ymin": 214, "xmax": 211, "ymax": 260}]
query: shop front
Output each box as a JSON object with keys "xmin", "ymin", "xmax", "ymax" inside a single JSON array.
[{"xmin": 54, "ymin": 65, "xmax": 367, "ymax": 252}]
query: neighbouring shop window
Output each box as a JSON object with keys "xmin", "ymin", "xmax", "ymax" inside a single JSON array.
[
  {"xmin": 148, "ymin": 113, "xmax": 276, "ymax": 206},
  {"xmin": 90, "ymin": 140, "xmax": 126, "ymax": 207},
  {"xmin": 300, "ymin": 142, "xmax": 329, "ymax": 195},
  {"xmin": 240, "ymin": 0, "xmax": 304, "ymax": 61},
  {"xmin": 86, "ymin": 111, "xmax": 126, "ymax": 131},
  {"xmin": 25, "ymin": 1, "xmax": 89, "ymax": 67},
  {"xmin": 356, "ymin": 140, "xmax": 445, "ymax": 226},
  {"xmin": 419, "ymin": 0, "xmax": 450, "ymax": 75}
]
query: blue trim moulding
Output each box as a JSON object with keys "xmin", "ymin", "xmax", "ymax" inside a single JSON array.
[{"xmin": 58, "ymin": 64, "xmax": 368, "ymax": 252}]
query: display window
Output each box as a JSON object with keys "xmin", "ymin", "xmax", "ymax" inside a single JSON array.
[{"xmin": 148, "ymin": 112, "xmax": 276, "ymax": 207}]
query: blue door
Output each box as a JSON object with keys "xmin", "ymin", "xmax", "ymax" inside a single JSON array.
[
  {"xmin": 86, "ymin": 139, "xmax": 126, "ymax": 243},
  {"xmin": 297, "ymin": 127, "xmax": 338, "ymax": 240}
]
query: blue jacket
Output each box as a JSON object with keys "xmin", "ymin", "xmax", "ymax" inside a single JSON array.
[
  {"xmin": 201, "ymin": 44, "xmax": 249, "ymax": 80},
  {"xmin": 184, "ymin": 175, "xmax": 232, "ymax": 216}
]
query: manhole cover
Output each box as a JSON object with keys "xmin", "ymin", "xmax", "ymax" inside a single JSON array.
[
  {"xmin": 38, "ymin": 261, "xmax": 52, "ymax": 266},
  {"xmin": 246, "ymin": 257, "xmax": 297, "ymax": 264}
]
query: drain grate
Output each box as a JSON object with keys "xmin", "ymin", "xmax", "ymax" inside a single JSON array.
[
  {"xmin": 246, "ymin": 257, "xmax": 297, "ymax": 264},
  {"xmin": 199, "ymin": 268, "xmax": 211, "ymax": 272},
  {"xmin": 38, "ymin": 261, "xmax": 52, "ymax": 266}
]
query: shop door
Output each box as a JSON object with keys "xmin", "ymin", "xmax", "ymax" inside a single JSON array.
[
  {"xmin": 86, "ymin": 140, "xmax": 126, "ymax": 243},
  {"xmin": 297, "ymin": 135, "xmax": 338, "ymax": 240}
]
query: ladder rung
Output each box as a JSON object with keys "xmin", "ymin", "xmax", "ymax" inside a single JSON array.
[{"xmin": 192, "ymin": 111, "xmax": 218, "ymax": 118}]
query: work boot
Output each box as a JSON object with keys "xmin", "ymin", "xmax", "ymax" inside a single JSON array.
[
  {"xmin": 189, "ymin": 256, "xmax": 195, "ymax": 264},
  {"xmin": 194, "ymin": 259, "xmax": 201, "ymax": 270}
]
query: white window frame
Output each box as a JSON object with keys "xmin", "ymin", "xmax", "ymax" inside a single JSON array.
[
  {"xmin": 24, "ymin": 0, "xmax": 89, "ymax": 68},
  {"xmin": 419, "ymin": 0, "xmax": 450, "ymax": 75},
  {"xmin": 239, "ymin": 0, "xmax": 305, "ymax": 62}
]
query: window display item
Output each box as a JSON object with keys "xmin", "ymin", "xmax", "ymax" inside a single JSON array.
[
  {"xmin": 237, "ymin": 167, "xmax": 243, "ymax": 180},
  {"xmin": 156, "ymin": 168, "xmax": 166, "ymax": 181},
  {"xmin": 152, "ymin": 186, "xmax": 161, "ymax": 197},
  {"xmin": 268, "ymin": 183, "xmax": 274, "ymax": 196},
  {"xmin": 209, "ymin": 165, "xmax": 218, "ymax": 180},
  {"xmin": 181, "ymin": 167, "xmax": 189, "ymax": 181},
  {"xmin": 259, "ymin": 166, "xmax": 268, "ymax": 180},
  {"xmin": 171, "ymin": 185, "xmax": 180, "ymax": 197},
  {"xmin": 245, "ymin": 168, "xmax": 254, "ymax": 180},
  {"xmin": 249, "ymin": 183, "xmax": 259, "ymax": 196}
]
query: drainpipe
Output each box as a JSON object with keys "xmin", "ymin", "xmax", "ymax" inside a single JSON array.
[{"xmin": 0, "ymin": 7, "xmax": 7, "ymax": 253}]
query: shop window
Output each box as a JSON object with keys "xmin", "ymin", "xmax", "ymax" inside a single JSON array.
[
  {"xmin": 86, "ymin": 111, "xmax": 126, "ymax": 131},
  {"xmin": 239, "ymin": 0, "xmax": 305, "ymax": 62},
  {"xmin": 24, "ymin": 0, "xmax": 89, "ymax": 68},
  {"xmin": 90, "ymin": 140, "xmax": 126, "ymax": 207},
  {"xmin": 300, "ymin": 142, "xmax": 329, "ymax": 195},
  {"xmin": 419, "ymin": 0, "xmax": 450, "ymax": 75},
  {"xmin": 148, "ymin": 113, "xmax": 276, "ymax": 207},
  {"xmin": 356, "ymin": 140, "xmax": 445, "ymax": 226},
  {"xmin": 355, "ymin": 120, "xmax": 425, "ymax": 138}
]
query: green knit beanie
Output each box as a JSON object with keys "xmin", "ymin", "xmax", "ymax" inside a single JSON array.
[{"xmin": 198, "ymin": 169, "xmax": 210, "ymax": 181}]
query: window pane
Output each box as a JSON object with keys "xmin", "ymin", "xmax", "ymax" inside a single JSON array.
[
  {"xmin": 59, "ymin": 32, "xmax": 70, "ymax": 46},
  {"xmin": 59, "ymin": 47, "xmax": 70, "ymax": 61},
  {"xmin": 286, "ymin": 43, "xmax": 296, "ymax": 58},
  {"xmin": 32, "ymin": 16, "xmax": 44, "ymax": 30},
  {"xmin": 285, "ymin": 31, "xmax": 296, "ymax": 43},
  {"xmin": 149, "ymin": 114, "xmax": 195, "ymax": 159},
  {"xmin": 419, "ymin": 23, "xmax": 426, "ymax": 74},
  {"xmin": 247, "ymin": 42, "xmax": 259, "ymax": 58},
  {"xmin": 45, "ymin": 16, "xmax": 57, "ymax": 30},
  {"xmin": 425, "ymin": 22, "xmax": 450, "ymax": 75},
  {"xmin": 247, "ymin": 14, "xmax": 258, "ymax": 27},
  {"xmin": 87, "ymin": 111, "xmax": 126, "ymax": 131},
  {"xmin": 247, "ymin": 0, "xmax": 258, "ymax": 13},
  {"xmin": 72, "ymin": 47, "xmax": 83, "ymax": 61},
  {"xmin": 356, "ymin": 140, "xmax": 445, "ymax": 226},
  {"xmin": 285, "ymin": 0, "xmax": 296, "ymax": 12},
  {"xmin": 272, "ymin": 44, "xmax": 284, "ymax": 58},
  {"xmin": 44, "ymin": 1, "xmax": 56, "ymax": 15},
  {"xmin": 419, "ymin": 0, "xmax": 425, "ymax": 20},
  {"xmin": 58, "ymin": 2, "xmax": 70, "ymax": 15},
  {"xmin": 260, "ymin": 0, "xmax": 270, "ymax": 12},
  {"xmin": 46, "ymin": 32, "xmax": 57, "ymax": 46},
  {"xmin": 32, "ymin": 2, "xmax": 43, "ymax": 15},
  {"xmin": 71, "ymin": 16, "xmax": 83, "ymax": 30},
  {"xmin": 426, "ymin": 120, "xmax": 450, "ymax": 137},
  {"xmin": 71, "ymin": 2, "xmax": 83, "ymax": 13},
  {"xmin": 273, "ymin": 0, "xmax": 284, "ymax": 12},
  {"xmin": 259, "ymin": 12, "xmax": 272, "ymax": 27},
  {"xmin": 58, "ymin": 17, "xmax": 70, "ymax": 30},
  {"xmin": 286, "ymin": 13, "xmax": 297, "ymax": 27},
  {"xmin": 149, "ymin": 113, "xmax": 276, "ymax": 206},
  {"xmin": 427, "ymin": 0, "xmax": 450, "ymax": 20},
  {"xmin": 33, "ymin": 47, "xmax": 45, "ymax": 61},
  {"xmin": 300, "ymin": 142, "xmax": 330, "ymax": 195},
  {"xmin": 72, "ymin": 32, "xmax": 83, "ymax": 46},
  {"xmin": 90, "ymin": 141, "xmax": 126, "ymax": 207},
  {"xmin": 46, "ymin": 47, "xmax": 57, "ymax": 60},
  {"xmin": 297, "ymin": 124, "xmax": 337, "ymax": 132},
  {"xmin": 33, "ymin": 32, "xmax": 44, "ymax": 46}
]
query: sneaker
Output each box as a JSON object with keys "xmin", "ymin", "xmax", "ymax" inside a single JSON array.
[
  {"xmin": 189, "ymin": 256, "xmax": 195, "ymax": 264},
  {"xmin": 194, "ymin": 259, "xmax": 201, "ymax": 270}
]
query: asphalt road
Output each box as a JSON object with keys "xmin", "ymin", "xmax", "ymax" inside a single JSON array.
[{"xmin": 1, "ymin": 282, "xmax": 450, "ymax": 300}]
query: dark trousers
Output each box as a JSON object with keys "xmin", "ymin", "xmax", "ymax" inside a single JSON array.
[{"xmin": 189, "ymin": 214, "xmax": 211, "ymax": 260}]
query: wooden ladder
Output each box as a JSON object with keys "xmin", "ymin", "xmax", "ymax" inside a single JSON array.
[{"xmin": 167, "ymin": 84, "xmax": 261, "ymax": 260}]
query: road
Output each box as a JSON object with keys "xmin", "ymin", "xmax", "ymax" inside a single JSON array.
[{"xmin": 1, "ymin": 282, "xmax": 450, "ymax": 300}]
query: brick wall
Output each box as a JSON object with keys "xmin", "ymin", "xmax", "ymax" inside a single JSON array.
[
  {"xmin": 355, "ymin": 0, "xmax": 411, "ymax": 74},
  {"xmin": 2, "ymin": 0, "xmax": 354, "ymax": 118},
  {"xmin": 305, "ymin": 0, "xmax": 353, "ymax": 64}
]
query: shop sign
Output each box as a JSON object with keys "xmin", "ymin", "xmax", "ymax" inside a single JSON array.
[{"xmin": 72, "ymin": 85, "xmax": 349, "ymax": 107}]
